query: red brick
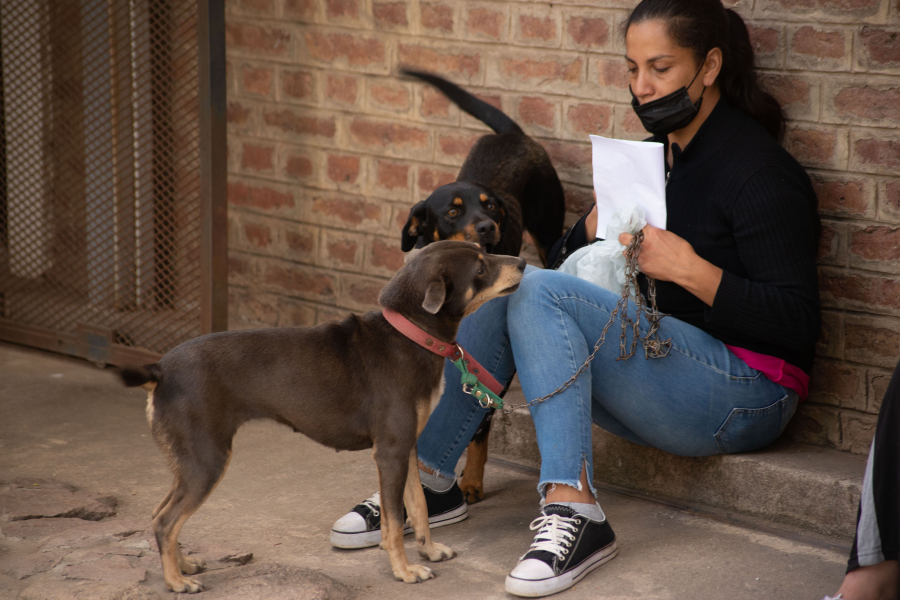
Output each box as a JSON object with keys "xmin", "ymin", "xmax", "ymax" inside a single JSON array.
[
  {"xmin": 748, "ymin": 24, "xmax": 780, "ymax": 56},
  {"xmin": 377, "ymin": 161, "xmax": 410, "ymax": 190},
  {"xmin": 834, "ymin": 86, "xmax": 900, "ymax": 121},
  {"xmin": 622, "ymin": 108, "xmax": 646, "ymax": 134},
  {"xmin": 567, "ymin": 103, "xmax": 611, "ymax": 134},
  {"xmin": 241, "ymin": 143, "xmax": 273, "ymax": 172},
  {"xmin": 265, "ymin": 264, "xmax": 335, "ymax": 297},
  {"xmin": 327, "ymin": 155, "xmax": 360, "ymax": 184},
  {"xmin": 563, "ymin": 184, "xmax": 593, "ymax": 215},
  {"xmin": 282, "ymin": 70, "xmax": 314, "ymax": 100},
  {"xmin": 438, "ymin": 133, "xmax": 480, "ymax": 158},
  {"xmin": 227, "ymin": 102, "xmax": 251, "ymax": 125},
  {"xmin": 304, "ymin": 32, "xmax": 385, "ymax": 67},
  {"xmin": 421, "ymin": 87, "xmax": 451, "ymax": 117},
  {"xmin": 241, "ymin": 66, "xmax": 272, "ymax": 96},
  {"xmin": 312, "ymin": 196, "xmax": 382, "ymax": 226},
  {"xmin": 325, "ymin": 75, "xmax": 358, "ymax": 105},
  {"xmin": 244, "ymin": 222, "xmax": 272, "ymax": 248},
  {"xmin": 348, "ymin": 280, "xmax": 383, "ymax": 306},
  {"xmin": 854, "ymin": 137, "xmax": 900, "ymax": 171},
  {"xmin": 469, "ymin": 8, "xmax": 504, "ymax": 40},
  {"xmin": 228, "ymin": 182, "xmax": 294, "ymax": 210},
  {"xmin": 418, "ymin": 166, "xmax": 457, "ymax": 193},
  {"xmin": 371, "ymin": 238, "xmax": 405, "ymax": 272},
  {"xmin": 784, "ymin": 128, "xmax": 836, "ymax": 166},
  {"xmin": 236, "ymin": 0, "xmax": 275, "ymax": 14},
  {"xmin": 851, "ymin": 226, "xmax": 900, "ymax": 262},
  {"xmin": 286, "ymin": 230, "xmax": 314, "ymax": 254},
  {"xmin": 421, "ymin": 2, "xmax": 454, "ymax": 32},
  {"xmin": 226, "ymin": 23, "xmax": 290, "ymax": 56},
  {"xmin": 326, "ymin": 240, "xmax": 358, "ymax": 264},
  {"xmin": 816, "ymin": 311, "xmax": 843, "ymax": 358},
  {"xmin": 501, "ymin": 57, "xmax": 582, "ymax": 84},
  {"xmin": 284, "ymin": 0, "xmax": 314, "ymax": 19},
  {"xmin": 791, "ymin": 26, "xmax": 845, "ymax": 59},
  {"xmin": 286, "ymin": 154, "xmax": 313, "ymax": 179},
  {"xmin": 596, "ymin": 58, "xmax": 628, "ymax": 89},
  {"xmin": 350, "ymin": 119, "xmax": 428, "ymax": 149},
  {"xmin": 398, "ymin": 44, "xmax": 480, "ymax": 78},
  {"xmin": 370, "ymin": 82, "xmax": 410, "ymax": 110},
  {"xmin": 812, "ymin": 178, "xmax": 869, "ymax": 216},
  {"xmin": 519, "ymin": 15, "xmax": 556, "ymax": 42},
  {"xmin": 326, "ymin": 0, "xmax": 358, "ymax": 20},
  {"xmin": 759, "ymin": 74, "xmax": 809, "ymax": 109},
  {"xmin": 263, "ymin": 110, "xmax": 336, "ymax": 138},
  {"xmin": 518, "ymin": 96, "xmax": 555, "ymax": 129},
  {"xmin": 761, "ymin": 0, "xmax": 878, "ymax": 10},
  {"xmin": 846, "ymin": 321, "xmax": 900, "ymax": 362},
  {"xmin": 817, "ymin": 222, "xmax": 841, "ymax": 263},
  {"xmin": 542, "ymin": 140, "xmax": 591, "ymax": 171},
  {"xmin": 860, "ymin": 27, "xmax": 900, "ymax": 66},
  {"xmin": 276, "ymin": 299, "xmax": 316, "ymax": 328},
  {"xmin": 566, "ymin": 16, "xmax": 609, "ymax": 48},
  {"xmin": 373, "ymin": 1, "xmax": 407, "ymax": 26},
  {"xmin": 228, "ymin": 255, "xmax": 250, "ymax": 281},
  {"xmin": 808, "ymin": 360, "xmax": 865, "ymax": 410},
  {"xmin": 820, "ymin": 271, "xmax": 900, "ymax": 312},
  {"xmin": 885, "ymin": 181, "xmax": 900, "ymax": 216}
]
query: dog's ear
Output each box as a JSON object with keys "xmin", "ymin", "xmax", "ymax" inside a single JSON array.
[
  {"xmin": 401, "ymin": 201, "xmax": 428, "ymax": 252},
  {"xmin": 422, "ymin": 279, "xmax": 446, "ymax": 314}
]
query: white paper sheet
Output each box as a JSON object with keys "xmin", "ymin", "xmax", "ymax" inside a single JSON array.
[{"xmin": 589, "ymin": 135, "xmax": 666, "ymax": 237}]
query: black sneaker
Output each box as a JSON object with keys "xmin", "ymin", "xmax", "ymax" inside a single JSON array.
[
  {"xmin": 505, "ymin": 503, "xmax": 618, "ymax": 597},
  {"xmin": 329, "ymin": 481, "xmax": 468, "ymax": 549}
]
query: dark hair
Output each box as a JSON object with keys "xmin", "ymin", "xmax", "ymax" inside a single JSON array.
[{"xmin": 624, "ymin": 0, "xmax": 784, "ymax": 141}]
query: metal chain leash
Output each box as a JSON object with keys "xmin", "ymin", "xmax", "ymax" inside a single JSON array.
[{"xmin": 498, "ymin": 231, "xmax": 672, "ymax": 417}]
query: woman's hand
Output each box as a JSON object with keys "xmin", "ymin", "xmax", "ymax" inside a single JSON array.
[
  {"xmin": 585, "ymin": 197, "xmax": 598, "ymax": 240},
  {"xmin": 618, "ymin": 225, "xmax": 723, "ymax": 307}
]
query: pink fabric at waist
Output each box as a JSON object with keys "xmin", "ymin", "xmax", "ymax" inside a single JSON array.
[{"xmin": 725, "ymin": 345, "xmax": 809, "ymax": 401}]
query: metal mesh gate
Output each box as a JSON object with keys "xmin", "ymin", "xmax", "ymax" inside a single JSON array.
[{"xmin": 0, "ymin": 0, "xmax": 225, "ymax": 366}]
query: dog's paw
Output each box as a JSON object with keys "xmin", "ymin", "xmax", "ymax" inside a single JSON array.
[
  {"xmin": 394, "ymin": 564, "xmax": 434, "ymax": 583},
  {"xmin": 180, "ymin": 556, "xmax": 206, "ymax": 575},
  {"xmin": 167, "ymin": 576, "xmax": 204, "ymax": 593},
  {"xmin": 458, "ymin": 478, "xmax": 484, "ymax": 504},
  {"xmin": 418, "ymin": 541, "xmax": 455, "ymax": 562}
]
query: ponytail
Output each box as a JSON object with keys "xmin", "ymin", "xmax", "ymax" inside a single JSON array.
[{"xmin": 625, "ymin": 0, "xmax": 785, "ymax": 141}]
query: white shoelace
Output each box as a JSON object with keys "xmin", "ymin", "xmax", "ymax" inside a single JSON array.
[
  {"xmin": 360, "ymin": 492, "xmax": 380, "ymax": 517},
  {"xmin": 522, "ymin": 513, "xmax": 581, "ymax": 560}
]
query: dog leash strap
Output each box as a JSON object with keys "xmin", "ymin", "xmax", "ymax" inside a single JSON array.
[{"xmin": 382, "ymin": 309, "xmax": 504, "ymax": 396}]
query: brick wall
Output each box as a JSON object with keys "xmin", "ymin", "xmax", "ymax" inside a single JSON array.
[{"xmin": 224, "ymin": 0, "xmax": 900, "ymax": 454}]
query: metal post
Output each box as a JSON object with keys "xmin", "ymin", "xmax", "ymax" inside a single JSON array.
[{"xmin": 197, "ymin": 0, "xmax": 227, "ymax": 334}]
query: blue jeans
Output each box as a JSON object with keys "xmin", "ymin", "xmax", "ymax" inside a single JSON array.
[{"xmin": 417, "ymin": 268, "xmax": 799, "ymax": 498}]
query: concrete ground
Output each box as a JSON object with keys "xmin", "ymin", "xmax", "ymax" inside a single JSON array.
[{"xmin": 0, "ymin": 341, "xmax": 851, "ymax": 599}]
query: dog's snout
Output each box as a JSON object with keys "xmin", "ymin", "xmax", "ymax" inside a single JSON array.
[
  {"xmin": 475, "ymin": 221, "xmax": 496, "ymax": 236},
  {"xmin": 516, "ymin": 257, "xmax": 526, "ymax": 271}
]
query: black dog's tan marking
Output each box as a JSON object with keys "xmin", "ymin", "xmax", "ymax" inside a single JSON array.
[
  {"xmin": 400, "ymin": 69, "xmax": 565, "ymax": 267},
  {"xmin": 119, "ymin": 242, "xmax": 526, "ymax": 593},
  {"xmin": 400, "ymin": 69, "xmax": 567, "ymax": 504}
]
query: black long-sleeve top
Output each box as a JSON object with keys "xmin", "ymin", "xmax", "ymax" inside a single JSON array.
[{"xmin": 549, "ymin": 99, "xmax": 821, "ymax": 373}]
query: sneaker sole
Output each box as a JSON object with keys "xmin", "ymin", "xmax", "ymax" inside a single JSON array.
[
  {"xmin": 329, "ymin": 503, "xmax": 469, "ymax": 549},
  {"xmin": 504, "ymin": 540, "xmax": 618, "ymax": 598}
]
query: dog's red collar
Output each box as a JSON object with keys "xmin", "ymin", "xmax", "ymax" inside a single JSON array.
[{"xmin": 382, "ymin": 308, "xmax": 503, "ymax": 395}]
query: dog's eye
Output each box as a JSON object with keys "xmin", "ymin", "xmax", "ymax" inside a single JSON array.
[
  {"xmin": 477, "ymin": 264, "xmax": 485, "ymax": 275},
  {"xmin": 486, "ymin": 203, "xmax": 495, "ymax": 211},
  {"xmin": 447, "ymin": 208, "xmax": 459, "ymax": 217}
]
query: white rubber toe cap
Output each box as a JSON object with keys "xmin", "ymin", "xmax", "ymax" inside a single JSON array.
[
  {"xmin": 332, "ymin": 511, "xmax": 367, "ymax": 534},
  {"xmin": 508, "ymin": 558, "xmax": 555, "ymax": 581}
]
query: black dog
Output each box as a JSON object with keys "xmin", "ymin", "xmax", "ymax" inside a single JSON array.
[
  {"xmin": 119, "ymin": 242, "xmax": 526, "ymax": 593},
  {"xmin": 400, "ymin": 70, "xmax": 567, "ymax": 503},
  {"xmin": 400, "ymin": 69, "xmax": 566, "ymax": 267}
]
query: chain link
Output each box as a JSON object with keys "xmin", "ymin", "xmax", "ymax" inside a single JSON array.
[{"xmin": 500, "ymin": 231, "xmax": 672, "ymax": 416}]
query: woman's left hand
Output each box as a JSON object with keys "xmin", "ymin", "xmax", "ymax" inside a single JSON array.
[{"xmin": 618, "ymin": 225, "xmax": 724, "ymax": 306}]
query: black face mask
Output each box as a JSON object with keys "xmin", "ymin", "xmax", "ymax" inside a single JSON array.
[{"xmin": 630, "ymin": 62, "xmax": 706, "ymax": 136}]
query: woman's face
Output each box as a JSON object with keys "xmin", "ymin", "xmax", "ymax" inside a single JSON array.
[{"xmin": 625, "ymin": 19, "xmax": 705, "ymax": 105}]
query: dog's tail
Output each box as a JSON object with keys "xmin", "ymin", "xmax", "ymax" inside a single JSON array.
[
  {"xmin": 401, "ymin": 68, "xmax": 523, "ymax": 135},
  {"xmin": 118, "ymin": 364, "xmax": 161, "ymax": 388}
]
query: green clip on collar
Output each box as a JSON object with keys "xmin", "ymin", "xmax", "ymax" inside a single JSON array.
[{"xmin": 452, "ymin": 356, "xmax": 504, "ymax": 410}]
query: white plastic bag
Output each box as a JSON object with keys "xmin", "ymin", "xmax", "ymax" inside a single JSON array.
[{"xmin": 557, "ymin": 204, "xmax": 647, "ymax": 300}]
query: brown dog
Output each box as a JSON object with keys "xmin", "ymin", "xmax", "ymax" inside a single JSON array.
[{"xmin": 118, "ymin": 242, "xmax": 525, "ymax": 593}]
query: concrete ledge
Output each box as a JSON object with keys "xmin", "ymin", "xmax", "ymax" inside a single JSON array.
[{"xmin": 489, "ymin": 384, "xmax": 867, "ymax": 540}]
